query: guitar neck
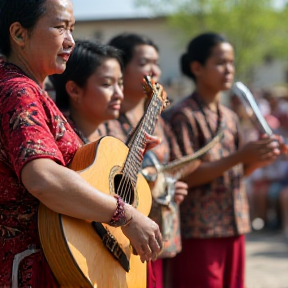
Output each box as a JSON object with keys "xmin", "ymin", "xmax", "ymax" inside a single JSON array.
[{"xmin": 122, "ymin": 92, "xmax": 163, "ymax": 186}]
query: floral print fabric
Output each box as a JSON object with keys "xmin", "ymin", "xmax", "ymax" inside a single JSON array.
[
  {"xmin": 167, "ymin": 94, "xmax": 251, "ymax": 239},
  {"xmin": 0, "ymin": 61, "xmax": 81, "ymax": 287}
]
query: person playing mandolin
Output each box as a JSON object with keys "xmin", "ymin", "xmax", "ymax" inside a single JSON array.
[{"xmin": 166, "ymin": 32, "xmax": 281, "ymax": 288}]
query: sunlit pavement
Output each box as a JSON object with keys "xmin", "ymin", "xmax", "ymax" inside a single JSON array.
[{"xmin": 245, "ymin": 230, "xmax": 288, "ymax": 288}]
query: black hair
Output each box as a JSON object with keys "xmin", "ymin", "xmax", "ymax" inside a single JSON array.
[
  {"xmin": 49, "ymin": 40, "xmax": 123, "ymax": 110},
  {"xmin": 108, "ymin": 33, "xmax": 158, "ymax": 68},
  {"xmin": 0, "ymin": 0, "xmax": 47, "ymax": 56},
  {"xmin": 181, "ymin": 32, "xmax": 229, "ymax": 81}
]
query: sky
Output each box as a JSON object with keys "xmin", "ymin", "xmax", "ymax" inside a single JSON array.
[{"xmin": 72, "ymin": 0, "xmax": 152, "ymax": 20}]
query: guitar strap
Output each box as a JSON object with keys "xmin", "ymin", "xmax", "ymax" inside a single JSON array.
[{"xmin": 91, "ymin": 221, "xmax": 130, "ymax": 272}]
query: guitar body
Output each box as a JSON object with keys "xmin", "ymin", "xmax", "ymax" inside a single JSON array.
[{"xmin": 38, "ymin": 136, "xmax": 152, "ymax": 288}]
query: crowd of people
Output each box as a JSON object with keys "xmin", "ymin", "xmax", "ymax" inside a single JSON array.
[
  {"xmin": 231, "ymin": 86, "xmax": 288, "ymax": 236},
  {"xmin": 0, "ymin": 0, "xmax": 286, "ymax": 287}
]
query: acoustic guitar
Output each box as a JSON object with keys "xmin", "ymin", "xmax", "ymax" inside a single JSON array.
[{"xmin": 38, "ymin": 77, "xmax": 168, "ymax": 288}]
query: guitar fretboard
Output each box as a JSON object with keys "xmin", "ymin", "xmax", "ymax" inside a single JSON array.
[{"xmin": 122, "ymin": 93, "xmax": 163, "ymax": 187}]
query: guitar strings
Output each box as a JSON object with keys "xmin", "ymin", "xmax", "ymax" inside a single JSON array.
[
  {"xmin": 121, "ymin": 94, "xmax": 161, "ymax": 203},
  {"xmin": 118, "ymin": 95, "xmax": 149, "ymax": 201},
  {"xmin": 116, "ymin": 84, "xmax": 161, "ymax": 204},
  {"xmin": 125, "ymin": 96, "xmax": 161, "ymax": 203},
  {"xmin": 117, "ymin": 118, "xmax": 145, "ymax": 202},
  {"xmin": 121, "ymin": 118, "xmax": 146, "ymax": 202}
]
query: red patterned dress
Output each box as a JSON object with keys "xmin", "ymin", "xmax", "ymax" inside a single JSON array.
[{"xmin": 0, "ymin": 61, "xmax": 81, "ymax": 287}]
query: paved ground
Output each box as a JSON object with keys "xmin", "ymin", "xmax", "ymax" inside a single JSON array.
[{"xmin": 246, "ymin": 230, "xmax": 288, "ymax": 288}]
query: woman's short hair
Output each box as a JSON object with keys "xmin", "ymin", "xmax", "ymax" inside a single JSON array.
[
  {"xmin": 49, "ymin": 40, "xmax": 123, "ymax": 111},
  {"xmin": 0, "ymin": 0, "xmax": 46, "ymax": 56},
  {"xmin": 181, "ymin": 32, "xmax": 229, "ymax": 81},
  {"xmin": 108, "ymin": 33, "xmax": 158, "ymax": 68}
]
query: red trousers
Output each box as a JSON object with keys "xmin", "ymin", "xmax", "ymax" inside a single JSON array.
[
  {"xmin": 147, "ymin": 258, "xmax": 163, "ymax": 288},
  {"xmin": 167, "ymin": 235, "xmax": 245, "ymax": 288}
]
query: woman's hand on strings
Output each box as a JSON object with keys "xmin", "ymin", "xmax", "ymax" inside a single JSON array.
[{"xmin": 121, "ymin": 205, "xmax": 163, "ymax": 263}]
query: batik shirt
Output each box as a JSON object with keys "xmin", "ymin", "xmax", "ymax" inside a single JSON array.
[
  {"xmin": 167, "ymin": 94, "xmax": 251, "ymax": 239},
  {"xmin": 0, "ymin": 61, "xmax": 82, "ymax": 287}
]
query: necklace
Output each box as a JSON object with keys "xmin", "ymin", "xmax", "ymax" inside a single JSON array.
[{"xmin": 192, "ymin": 92, "xmax": 222, "ymax": 139}]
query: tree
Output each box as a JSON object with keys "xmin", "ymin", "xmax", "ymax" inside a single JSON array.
[{"xmin": 135, "ymin": 0, "xmax": 288, "ymax": 82}]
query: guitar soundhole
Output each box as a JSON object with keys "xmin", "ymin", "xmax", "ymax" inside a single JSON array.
[{"xmin": 114, "ymin": 174, "xmax": 135, "ymax": 205}]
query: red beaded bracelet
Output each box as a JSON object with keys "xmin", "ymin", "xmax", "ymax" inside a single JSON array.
[{"xmin": 109, "ymin": 195, "xmax": 133, "ymax": 227}]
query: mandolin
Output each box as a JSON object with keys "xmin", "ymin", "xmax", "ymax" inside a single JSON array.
[
  {"xmin": 142, "ymin": 131, "xmax": 224, "ymax": 205},
  {"xmin": 38, "ymin": 77, "xmax": 169, "ymax": 288}
]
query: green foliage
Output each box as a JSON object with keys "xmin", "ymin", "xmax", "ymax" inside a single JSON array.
[{"xmin": 135, "ymin": 0, "xmax": 288, "ymax": 82}]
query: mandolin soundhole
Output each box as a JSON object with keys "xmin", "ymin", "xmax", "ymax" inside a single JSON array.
[{"xmin": 113, "ymin": 174, "xmax": 135, "ymax": 205}]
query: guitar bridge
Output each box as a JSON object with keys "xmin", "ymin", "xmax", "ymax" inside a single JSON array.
[
  {"xmin": 92, "ymin": 221, "xmax": 130, "ymax": 272},
  {"xmin": 102, "ymin": 232, "xmax": 123, "ymax": 259}
]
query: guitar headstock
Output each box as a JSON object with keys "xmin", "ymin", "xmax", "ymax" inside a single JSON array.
[{"xmin": 142, "ymin": 76, "xmax": 170, "ymax": 112}]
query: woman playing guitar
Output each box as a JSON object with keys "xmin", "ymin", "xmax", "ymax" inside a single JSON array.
[{"xmin": 0, "ymin": 2, "xmax": 162, "ymax": 287}]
